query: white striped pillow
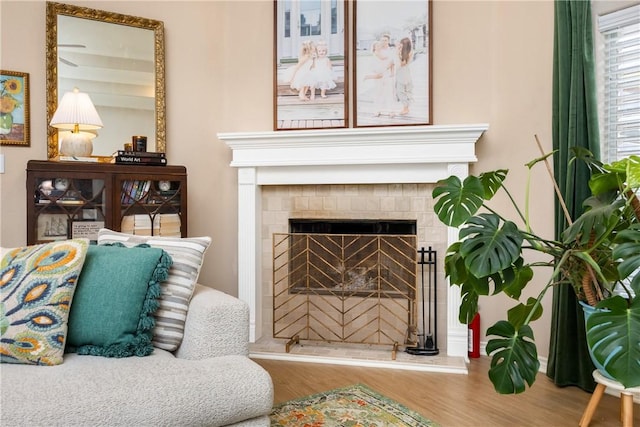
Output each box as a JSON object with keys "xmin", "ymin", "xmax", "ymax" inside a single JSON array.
[{"xmin": 97, "ymin": 229, "xmax": 211, "ymax": 351}]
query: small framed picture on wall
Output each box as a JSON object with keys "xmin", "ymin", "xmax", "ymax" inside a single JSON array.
[
  {"xmin": 353, "ymin": 0, "xmax": 432, "ymax": 127},
  {"xmin": 274, "ymin": 0, "xmax": 349, "ymax": 130},
  {"xmin": 0, "ymin": 70, "xmax": 30, "ymax": 146}
]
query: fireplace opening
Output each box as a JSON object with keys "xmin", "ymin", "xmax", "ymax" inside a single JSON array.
[{"xmin": 290, "ymin": 219, "xmax": 416, "ymax": 235}]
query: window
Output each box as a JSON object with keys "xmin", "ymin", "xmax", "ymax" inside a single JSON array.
[{"xmin": 597, "ymin": 4, "xmax": 640, "ymax": 162}]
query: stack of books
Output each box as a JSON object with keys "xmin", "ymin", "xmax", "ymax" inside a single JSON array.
[
  {"xmin": 121, "ymin": 213, "xmax": 181, "ymax": 237},
  {"xmin": 121, "ymin": 180, "xmax": 151, "ymax": 204},
  {"xmin": 114, "ymin": 151, "xmax": 167, "ymax": 166},
  {"xmin": 158, "ymin": 213, "xmax": 181, "ymax": 236}
]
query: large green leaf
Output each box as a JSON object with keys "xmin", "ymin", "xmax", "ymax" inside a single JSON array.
[
  {"xmin": 571, "ymin": 146, "xmax": 601, "ymax": 170},
  {"xmin": 486, "ymin": 321, "xmax": 540, "ymax": 394},
  {"xmin": 589, "ymin": 171, "xmax": 624, "ymax": 197},
  {"xmin": 501, "ymin": 264, "xmax": 534, "ymax": 299},
  {"xmin": 433, "ymin": 175, "xmax": 485, "ymax": 227},
  {"xmin": 589, "ymin": 158, "xmax": 629, "ymax": 196},
  {"xmin": 592, "ymin": 155, "xmax": 640, "ymax": 195},
  {"xmin": 605, "ymin": 158, "xmax": 629, "ymax": 174},
  {"xmin": 447, "ymin": 242, "xmax": 532, "ymax": 299},
  {"xmin": 507, "ymin": 297, "xmax": 543, "ymax": 331},
  {"xmin": 562, "ymin": 198, "xmax": 623, "ymax": 246},
  {"xmin": 626, "ymin": 155, "xmax": 640, "ymax": 188},
  {"xmin": 444, "ymin": 242, "xmax": 467, "ymax": 286},
  {"xmin": 457, "ymin": 277, "xmax": 491, "ymax": 319},
  {"xmin": 479, "ymin": 169, "xmax": 508, "ymax": 199},
  {"xmin": 587, "ymin": 297, "xmax": 640, "ymax": 388},
  {"xmin": 459, "ymin": 214, "xmax": 524, "ymax": 278},
  {"xmin": 447, "ymin": 246, "xmax": 533, "ymax": 324},
  {"xmin": 446, "ymin": 243, "xmax": 484, "ymax": 324},
  {"xmin": 458, "ymin": 282, "xmax": 480, "ymax": 324},
  {"xmin": 467, "ymin": 272, "xmax": 491, "ymax": 296},
  {"xmin": 614, "ymin": 225, "xmax": 640, "ymax": 293}
]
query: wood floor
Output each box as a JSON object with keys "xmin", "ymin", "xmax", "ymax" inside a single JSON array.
[{"xmin": 255, "ymin": 356, "xmax": 639, "ymax": 426}]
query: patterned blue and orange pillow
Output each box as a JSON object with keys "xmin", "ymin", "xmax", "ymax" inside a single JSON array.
[
  {"xmin": 0, "ymin": 239, "xmax": 89, "ymax": 365},
  {"xmin": 1, "ymin": 240, "xmax": 172, "ymax": 364}
]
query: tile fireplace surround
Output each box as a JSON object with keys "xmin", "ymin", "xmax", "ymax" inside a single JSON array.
[{"xmin": 219, "ymin": 124, "xmax": 488, "ymax": 359}]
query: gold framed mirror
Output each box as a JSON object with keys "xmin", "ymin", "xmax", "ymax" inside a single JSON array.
[{"xmin": 46, "ymin": 2, "xmax": 165, "ymax": 159}]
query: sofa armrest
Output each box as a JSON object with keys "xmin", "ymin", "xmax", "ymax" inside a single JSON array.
[{"xmin": 174, "ymin": 284, "xmax": 249, "ymax": 360}]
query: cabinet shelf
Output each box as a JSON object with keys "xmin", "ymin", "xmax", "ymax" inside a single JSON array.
[{"xmin": 27, "ymin": 160, "xmax": 187, "ymax": 244}]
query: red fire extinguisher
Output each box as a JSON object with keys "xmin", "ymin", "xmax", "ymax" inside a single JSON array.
[{"xmin": 468, "ymin": 313, "xmax": 480, "ymax": 358}]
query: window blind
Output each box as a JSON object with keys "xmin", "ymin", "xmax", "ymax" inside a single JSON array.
[{"xmin": 598, "ymin": 4, "xmax": 640, "ymax": 162}]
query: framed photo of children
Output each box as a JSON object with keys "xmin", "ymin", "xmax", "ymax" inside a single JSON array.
[
  {"xmin": 0, "ymin": 70, "xmax": 30, "ymax": 146},
  {"xmin": 274, "ymin": 0, "xmax": 348, "ymax": 130},
  {"xmin": 353, "ymin": 0, "xmax": 432, "ymax": 127}
]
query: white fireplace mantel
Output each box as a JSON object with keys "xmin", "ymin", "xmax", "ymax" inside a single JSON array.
[{"xmin": 219, "ymin": 124, "xmax": 488, "ymax": 358}]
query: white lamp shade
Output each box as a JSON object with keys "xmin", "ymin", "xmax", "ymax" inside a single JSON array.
[{"xmin": 50, "ymin": 88, "xmax": 103, "ymax": 130}]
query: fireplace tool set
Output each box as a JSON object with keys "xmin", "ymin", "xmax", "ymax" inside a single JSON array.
[{"xmin": 406, "ymin": 246, "xmax": 439, "ymax": 356}]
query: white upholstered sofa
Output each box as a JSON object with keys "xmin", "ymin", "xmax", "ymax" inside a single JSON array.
[{"xmin": 0, "ymin": 285, "xmax": 274, "ymax": 426}]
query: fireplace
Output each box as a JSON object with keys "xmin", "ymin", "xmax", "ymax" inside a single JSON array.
[{"xmin": 219, "ymin": 124, "xmax": 488, "ymax": 358}]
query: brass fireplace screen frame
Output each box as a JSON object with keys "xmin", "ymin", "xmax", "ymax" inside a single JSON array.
[{"xmin": 272, "ymin": 233, "xmax": 417, "ymax": 349}]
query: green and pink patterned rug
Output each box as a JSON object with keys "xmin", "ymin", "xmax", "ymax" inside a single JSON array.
[{"xmin": 270, "ymin": 383, "xmax": 438, "ymax": 426}]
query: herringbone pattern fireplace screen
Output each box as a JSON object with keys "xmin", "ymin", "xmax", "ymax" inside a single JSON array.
[{"xmin": 272, "ymin": 233, "xmax": 417, "ymax": 346}]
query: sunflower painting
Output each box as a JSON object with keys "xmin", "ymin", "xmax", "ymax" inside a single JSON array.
[{"xmin": 0, "ymin": 70, "xmax": 30, "ymax": 146}]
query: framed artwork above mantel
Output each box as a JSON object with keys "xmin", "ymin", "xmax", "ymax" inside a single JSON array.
[
  {"xmin": 353, "ymin": 0, "xmax": 432, "ymax": 128},
  {"xmin": 274, "ymin": 0, "xmax": 349, "ymax": 130}
]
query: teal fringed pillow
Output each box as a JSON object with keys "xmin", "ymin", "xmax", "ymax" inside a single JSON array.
[
  {"xmin": 97, "ymin": 229, "xmax": 211, "ymax": 351},
  {"xmin": 1, "ymin": 239, "xmax": 90, "ymax": 365},
  {"xmin": 66, "ymin": 243, "xmax": 172, "ymax": 357}
]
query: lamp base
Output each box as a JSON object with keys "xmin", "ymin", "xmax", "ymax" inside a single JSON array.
[{"xmin": 60, "ymin": 132, "xmax": 93, "ymax": 157}]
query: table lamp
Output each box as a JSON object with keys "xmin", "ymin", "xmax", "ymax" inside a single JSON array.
[{"xmin": 50, "ymin": 87, "xmax": 103, "ymax": 157}]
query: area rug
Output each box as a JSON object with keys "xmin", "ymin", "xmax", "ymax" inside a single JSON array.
[{"xmin": 270, "ymin": 383, "xmax": 438, "ymax": 426}]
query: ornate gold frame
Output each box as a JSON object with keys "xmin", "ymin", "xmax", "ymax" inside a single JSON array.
[
  {"xmin": 45, "ymin": 2, "xmax": 165, "ymax": 159},
  {"xmin": 0, "ymin": 70, "xmax": 30, "ymax": 147}
]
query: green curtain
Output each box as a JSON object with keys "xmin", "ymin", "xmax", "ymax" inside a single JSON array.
[{"xmin": 546, "ymin": 0, "xmax": 601, "ymax": 392}]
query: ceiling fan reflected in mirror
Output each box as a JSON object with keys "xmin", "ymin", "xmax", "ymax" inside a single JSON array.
[{"xmin": 58, "ymin": 43, "xmax": 85, "ymax": 67}]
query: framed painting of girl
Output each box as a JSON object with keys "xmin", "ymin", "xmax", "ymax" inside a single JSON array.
[{"xmin": 353, "ymin": 1, "xmax": 431, "ymax": 127}]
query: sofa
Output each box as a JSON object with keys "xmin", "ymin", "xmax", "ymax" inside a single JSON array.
[{"xmin": 0, "ymin": 284, "xmax": 274, "ymax": 426}]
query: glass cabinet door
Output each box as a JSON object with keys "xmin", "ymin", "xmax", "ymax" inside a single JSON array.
[
  {"xmin": 34, "ymin": 176, "xmax": 106, "ymax": 243},
  {"xmin": 119, "ymin": 178, "xmax": 183, "ymax": 237}
]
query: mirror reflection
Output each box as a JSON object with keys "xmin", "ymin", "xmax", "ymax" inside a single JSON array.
[{"xmin": 46, "ymin": 2, "xmax": 165, "ymax": 158}]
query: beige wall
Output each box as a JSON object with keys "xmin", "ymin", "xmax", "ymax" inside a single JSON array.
[{"xmin": 0, "ymin": 1, "xmax": 556, "ymax": 358}]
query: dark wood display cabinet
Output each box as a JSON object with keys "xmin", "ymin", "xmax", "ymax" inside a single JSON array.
[{"xmin": 26, "ymin": 160, "xmax": 187, "ymax": 245}]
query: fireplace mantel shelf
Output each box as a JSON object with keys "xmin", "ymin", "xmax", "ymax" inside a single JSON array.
[
  {"xmin": 219, "ymin": 124, "xmax": 488, "ymax": 168},
  {"xmin": 218, "ymin": 124, "xmax": 489, "ymax": 359}
]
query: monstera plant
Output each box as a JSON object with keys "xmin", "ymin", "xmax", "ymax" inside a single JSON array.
[{"xmin": 432, "ymin": 148, "xmax": 640, "ymax": 394}]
